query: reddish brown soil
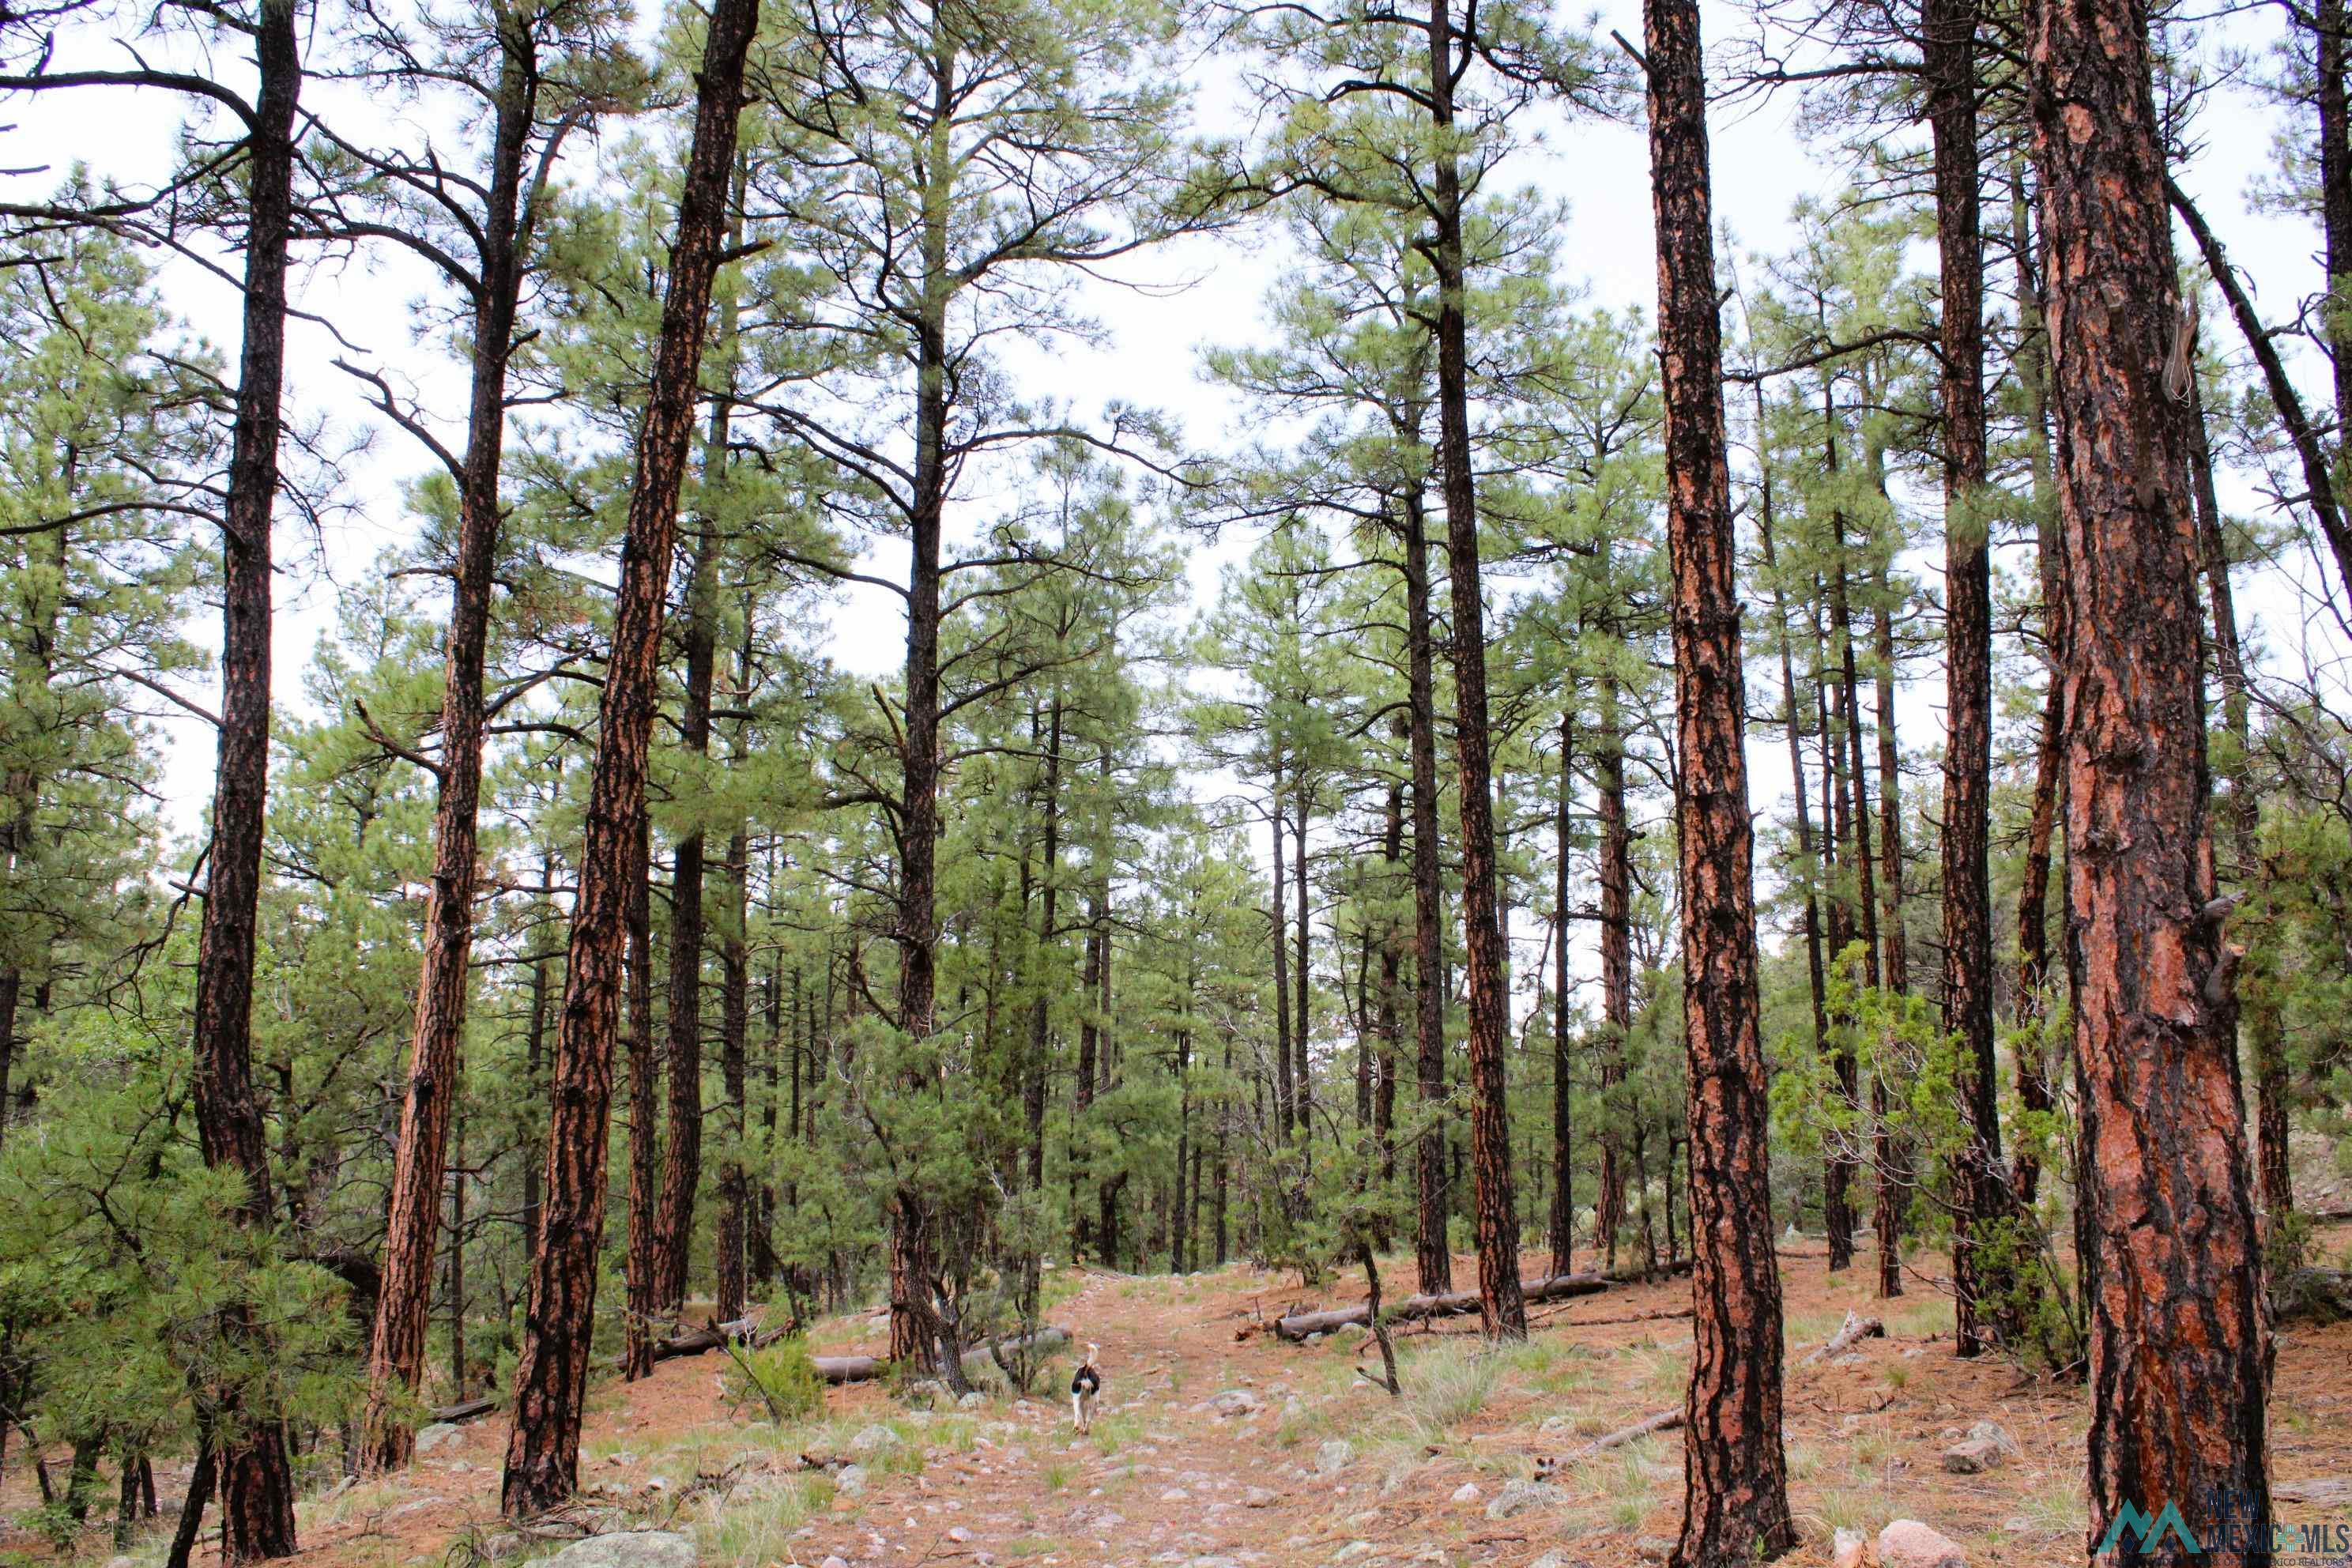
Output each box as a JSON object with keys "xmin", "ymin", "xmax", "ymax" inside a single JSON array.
[{"xmin": 8, "ymin": 1234, "xmax": 2350, "ymax": 1568}]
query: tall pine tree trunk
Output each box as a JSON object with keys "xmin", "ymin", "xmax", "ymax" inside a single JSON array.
[
  {"xmin": 500, "ymin": 0, "xmax": 757, "ymax": 1507},
  {"xmin": 1426, "ymin": 0, "xmax": 1522, "ymax": 1339},
  {"xmin": 2029, "ymin": 0, "xmax": 2272, "ymax": 1547},
  {"xmin": 1595, "ymin": 658, "xmax": 1631, "ymax": 1269},
  {"xmin": 190, "ymin": 0, "xmax": 303, "ymax": 1550},
  {"xmin": 1550, "ymin": 709, "xmax": 1574, "ymax": 1276},
  {"xmin": 623, "ymin": 812, "xmax": 660, "ymax": 1380},
  {"xmin": 1400, "ymin": 486, "xmax": 1453, "ymax": 1295},
  {"xmin": 362, "ymin": 33, "xmax": 537, "ymax": 1472},
  {"xmin": 1927, "ymin": 0, "xmax": 2018, "ymax": 1359},
  {"xmin": 2009, "ymin": 163, "xmax": 2064, "ymax": 1211},
  {"xmin": 1640, "ymin": 0, "xmax": 1795, "ymax": 1551}
]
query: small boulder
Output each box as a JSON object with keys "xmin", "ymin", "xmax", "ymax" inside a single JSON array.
[
  {"xmin": 477, "ymin": 1534, "xmax": 530, "ymax": 1562},
  {"xmin": 835, "ymin": 1464, "xmax": 871, "ymax": 1496},
  {"xmin": 1243, "ymin": 1486, "xmax": 1280, "ymax": 1508},
  {"xmin": 1636, "ymin": 1539, "xmax": 1675, "ymax": 1562},
  {"xmin": 1877, "ymin": 1520, "xmax": 1967, "ymax": 1568},
  {"xmin": 414, "ymin": 1423, "xmax": 463, "ymax": 1454},
  {"xmin": 946, "ymin": 1527, "xmax": 974, "ymax": 1544},
  {"xmin": 1450, "ymin": 1482, "xmax": 1483, "ymax": 1505},
  {"xmin": 1831, "ymin": 1527, "xmax": 1870, "ymax": 1568},
  {"xmin": 1965, "ymin": 1419, "xmax": 2019, "ymax": 1456},
  {"xmin": 1315, "ymin": 1439, "xmax": 1352, "ymax": 1476},
  {"xmin": 849, "ymin": 1423, "xmax": 899, "ymax": 1455},
  {"xmin": 1941, "ymin": 1438, "xmax": 2005, "ymax": 1474},
  {"xmin": 820, "ymin": 1558, "xmax": 850, "ymax": 1568},
  {"xmin": 958, "ymin": 1390, "xmax": 988, "ymax": 1410},
  {"xmin": 1332, "ymin": 1545, "xmax": 1375, "ymax": 1564},
  {"xmin": 1206, "ymin": 1389, "xmax": 1263, "ymax": 1419},
  {"xmin": 1530, "ymin": 1555, "xmax": 1574, "ymax": 1568},
  {"xmin": 544, "ymin": 1532, "xmax": 698, "ymax": 1568},
  {"xmin": 1484, "ymin": 1478, "xmax": 1555, "ymax": 1521}
]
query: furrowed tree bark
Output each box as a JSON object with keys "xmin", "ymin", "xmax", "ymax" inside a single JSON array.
[
  {"xmin": 1271, "ymin": 798, "xmax": 1295, "ymax": 1136},
  {"xmin": 1595, "ymin": 650, "xmax": 1632, "ymax": 1270},
  {"xmin": 1639, "ymin": 0, "xmax": 1796, "ymax": 1554},
  {"xmin": 2187, "ymin": 368, "xmax": 2282, "ymax": 1226},
  {"xmin": 1426, "ymin": 0, "xmax": 1523, "ymax": 1341},
  {"xmin": 1752, "ymin": 405, "xmax": 1830, "ymax": 1261},
  {"xmin": 717, "ymin": 822, "xmax": 750, "ymax": 1325},
  {"xmin": 1400, "ymin": 484, "xmax": 1453, "ymax": 1296},
  {"xmin": 2009, "ymin": 164, "xmax": 2064, "ymax": 1211},
  {"xmin": 361, "ymin": 23, "xmax": 540, "ymax": 1473},
  {"xmin": 1926, "ymin": 0, "xmax": 2019, "ymax": 1360},
  {"xmin": 1868, "ymin": 462, "xmax": 1909, "ymax": 1301},
  {"xmin": 654, "ymin": 424, "xmax": 729, "ymax": 1316},
  {"xmin": 1550, "ymin": 708, "xmax": 1574, "ymax": 1276},
  {"xmin": 1294, "ymin": 780, "xmax": 1313, "ymax": 1140},
  {"xmin": 499, "ymin": 0, "xmax": 758, "ymax": 1511},
  {"xmin": 188, "ymin": 0, "xmax": 303, "ymax": 1552},
  {"xmin": 1820, "ymin": 424, "xmax": 1874, "ymax": 1272},
  {"xmin": 1377, "ymin": 778, "xmax": 1404, "ymax": 1223},
  {"xmin": 623, "ymin": 811, "xmax": 660, "ymax": 1381},
  {"xmin": 2030, "ymin": 0, "xmax": 2273, "ymax": 1550},
  {"xmin": 886, "ymin": 11, "xmax": 958, "ymax": 1366}
]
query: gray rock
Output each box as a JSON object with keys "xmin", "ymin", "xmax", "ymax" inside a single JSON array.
[
  {"xmin": 848, "ymin": 1423, "xmax": 899, "ymax": 1455},
  {"xmin": 1531, "ymin": 1555, "xmax": 1574, "ymax": 1568},
  {"xmin": 1314, "ymin": 1440, "xmax": 1352, "ymax": 1476},
  {"xmin": 1484, "ymin": 1478, "xmax": 1555, "ymax": 1521},
  {"xmin": 946, "ymin": 1527, "xmax": 974, "ymax": 1544},
  {"xmin": 1332, "ymin": 1544, "xmax": 1375, "ymax": 1564},
  {"xmin": 958, "ymin": 1390, "xmax": 988, "ymax": 1410},
  {"xmin": 387, "ymin": 1498, "xmax": 445, "ymax": 1521},
  {"xmin": 835, "ymin": 1464, "xmax": 871, "ymax": 1496},
  {"xmin": 414, "ymin": 1423, "xmax": 463, "ymax": 1454},
  {"xmin": 543, "ymin": 1532, "xmax": 697, "ymax": 1568},
  {"xmin": 1877, "ymin": 1519, "xmax": 1968, "ymax": 1568},
  {"xmin": 820, "ymin": 1558, "xmax": 850, "ymax": 1568},
  {"xmin": 1449, "ymin": 1483, "xmax": 1482, "ymax": 1505},
  {"xmin": 1831, "ymin": 1528, "xmax": 1868, "ymax": 1568},
  {"xmin": 1636, "ymin": 1540, "xmax": 1675, "ymax": 1564},
  {"xmin": 2275, "ymin": 1478, "xmax": 2352, "ymax": 1505},
  {"xmin": 477, "ymin": 1533, "xmax": 530, "ymax": 1562},
  {"xmin": 1965, "ymin": 1419, "xmax": 2020, "ymax": 1456},
  {"xmin": 1942, "ymin": 1438, "xmax": 2005, "ymax": 1474},
  {"xmin": 1206, "ymin": 1389, "xmax": 1263, "ymax": 1419},
  {"xmin": 1243, "ymin": 1487, "xmax": 1280, "ymax": 1508}
]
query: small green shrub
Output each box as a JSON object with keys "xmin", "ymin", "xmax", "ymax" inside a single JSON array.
[{"xmin": 722, "ymin": 1336, "xmax": 824, "ymax": 1423}]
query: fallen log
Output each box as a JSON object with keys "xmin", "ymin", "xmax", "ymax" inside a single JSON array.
[
  {"xmin": 1536, "ymin": 1408, "xmax": 1683, "ymax": 1476},
  {"xmin": 1796, "ymin": 1311, "xmax": 1886, "ymax": 1369},
  {"xmin": 1274, "ymin": 1259, "xmax": 1693, "ymax": 1342},
  {"xmin": 427, "ymin": 1397, "xmax": 498, "ymax": 1424}
]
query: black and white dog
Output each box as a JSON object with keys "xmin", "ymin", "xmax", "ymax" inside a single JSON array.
[{"xmin": 1070, "ymin": 1342, "xmax": 1103, "ymax": 1434}]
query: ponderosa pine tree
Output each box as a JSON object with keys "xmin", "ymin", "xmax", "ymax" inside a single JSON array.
[
  {"xmin": 500, "ymin": 0, "xmax": 760, "ymax": 1513},
  {"xmin": 2028, "ymin": 0, "xmax": 2271, "ymax": 1550},
  {"xmin": 1638, "ymin": 0, "xmax": 1795, "ymax": 1554},
  {"xmin": 345, "ymin": 0, "xmax": 635, "ymax": 1471}
]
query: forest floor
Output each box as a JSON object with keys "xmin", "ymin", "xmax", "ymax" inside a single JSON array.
[{"xmin": 13, "ymin": 1229, "xmax": 2352, "ymax": 1568}]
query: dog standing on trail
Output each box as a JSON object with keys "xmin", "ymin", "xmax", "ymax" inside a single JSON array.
[{"xmin": 1070, "ymin": 1343, "xmax": 1103, "ymax": 1434}]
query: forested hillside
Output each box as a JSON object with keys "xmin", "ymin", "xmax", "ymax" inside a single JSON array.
[{"xmin": 0, "ymin": 0, "xmax": 2334, "ymax": 1559}]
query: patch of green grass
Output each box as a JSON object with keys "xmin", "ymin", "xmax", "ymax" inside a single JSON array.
[
  {"xmin": 1881, "ymin": 1363, "xmax": 1912, "ymax": 1392},
  {"xmin": 299, "ymin": 1479, "xmax": 409, "ymax": 1533},
  {"xmin": 1811, "ymin": 1487, "xmax": 1880, "ymax": 1536},
  {"xmin": 1400, "ymin": 1344, "xmax": 1499, "ymax": 1435},
  {"xmin": 1001, "ymin": 1535, "xmax": 1062, "ymax": 1559},
  {"xmin": 1042, "ymin": 1461, "xmax": 1074, "ymax": 1491},
  {"xmin": 1087, "ymin": 1413, "xmax": 1141, "ymax": 1457},
  {"xmin": 1887, "ymin": 1298, "xmax": 1951, "ymax": 1338},
  {"xmin": 1786, "ymin": 1442, "xmax": 1821, "ymax": 1481},
  {"xmin": 2019, "ymin": 1476, "xmax": 2091, "ymax": 1538},
  {"xmin": 685, "ymin": 1473, "xmax": 827, "ymax": 1568}
]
